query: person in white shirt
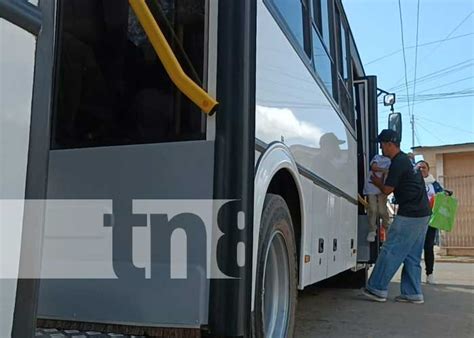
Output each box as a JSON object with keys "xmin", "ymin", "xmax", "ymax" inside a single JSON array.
[
  {"xmin": 416, "ymin": 160, "xmax": 450, "ymax": 285},
  {"xmin": 364, "ymin": 154, "xmax": 391, "ymax": 242}
]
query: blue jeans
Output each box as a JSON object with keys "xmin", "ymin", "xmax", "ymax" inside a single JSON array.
[{"xmin": 367, "ymin": 215, "xmax": 430, "ymax": 301}]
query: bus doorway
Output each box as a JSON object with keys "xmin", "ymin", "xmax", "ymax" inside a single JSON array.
[{"xmin": 354, "ymin": 75, "xmax": 380, "ymax": 264}]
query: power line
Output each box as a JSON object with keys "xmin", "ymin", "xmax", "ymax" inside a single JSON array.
[
  {"xmin": 394, "ymin": 89, "xmax": 474, "ymax": 102},
  {"xmin": 389, "ymin": 59, "xmax": 474, "ymax": 92},
  {"xmin": 364, "ymin": 32, "xmax": 474, "ymax": 66},
  {"xmin": 411, "ymin": 0, "xmax": 421, "ymax": 149},
  {"xmin": 389, "ymin": 10, "xmax": 474, "ymax": 90},
  {"xmin": 391, "ymin": 93, "xmax": 474, "ymax": 103},
  {"xmin": 416, "ymin": 122, "xmax": 445, "ymax": 144},
  {"xmin": 397, "ymin": 0, "xmax": 412, "ymax": 124},
  {"xmin": 378, "ymin": 91, "xmax": 474, "ymax": 116},
  {"xmin": 412, "ymin": 76, "xmax": 474, "ymax": 95},
  {"xmin": 414, "ymin": 125, "xmax": 423, "ymax": 146},
  {"xmin": 416, "ymin": 116, "xmax": 474, "ymax": 135},
  {"xmin": 390, "ymin": 58, "xmax": 474, "ymax": 90},
  {"xmin": 411, "ymin": 0, "xmax": 421, "ymax": 116},
  {"xmin": 380, "ymin": 89, "xmax": 474, "ymax": 105},
  {"xmin": 396, "ymin": 88, "xmax": 474, "ymax": 97}
]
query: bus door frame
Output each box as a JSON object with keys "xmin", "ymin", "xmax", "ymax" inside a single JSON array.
[
  {"xmin": 0, "ymin": 0, "xmax": 56, "ymax": 337},
  {"xmin": 354, "ymin": 76, "xmax": 381, "ymax": 264}
]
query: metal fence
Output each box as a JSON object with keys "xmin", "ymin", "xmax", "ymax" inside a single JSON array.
[{"xmin": 439, "ymin": 175, "xmax": 474, "ymax": 249}]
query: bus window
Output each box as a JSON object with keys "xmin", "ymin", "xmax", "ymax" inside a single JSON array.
[
  {"xmin": 334, "ymin": 5, "xmax": 354, "ymax": 128},
  {"xmin": 312, "ymin": 0, "xmax": 330, "ymax": 48},
  {"xmin": 311, "ymin": 0, "xmax": 333, "ymax": 95},
  {"xmin": 51, "ymin": 0, "xmax": 206, "ymax": 149},
  {"xmin": 270, "ymin": 0, "xmax": 306, "ymax": 53},
  {"xmin": 312, "ymin": 27, "xmax": 333, "ymax": 95}
]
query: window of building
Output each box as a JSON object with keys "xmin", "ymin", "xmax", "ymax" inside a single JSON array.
[{"xmin": 51, "ymin": 0, "xmax": 206, "ymax": 149}]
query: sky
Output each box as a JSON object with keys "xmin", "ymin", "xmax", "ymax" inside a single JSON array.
[{"xmin": 342, "ymin": 0, "xmax": 474, "ymax": 154}]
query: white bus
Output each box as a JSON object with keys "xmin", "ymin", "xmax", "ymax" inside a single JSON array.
[{"xmin": 1, "ymin": 0, "xmax": 393, "ymax": 337}]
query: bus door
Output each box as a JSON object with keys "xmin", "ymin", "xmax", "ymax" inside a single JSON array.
[
  {"xmin": 0, "ymin": 14, "xmax": 37, "ymax": 338},
  {"xmin": 1, "ymin": 1, "xmax": 54, "ymax": 337},
  {"xmin": 2, "ymin": 0, "xmax": 255, "ymax": 337},
  {"xmin": 354, "ymin": 76, "xmax": 380, "ymax": 263},
  {"xmin": 35, "ymin": 0, "xmax": 219, "ymax": 329}
]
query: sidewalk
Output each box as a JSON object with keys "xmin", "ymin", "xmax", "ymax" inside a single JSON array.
[
  {"xmin": 434, "ymin": 246, "xmax": 474, "ymax": 263},
  {"xmin": 436, "ymin": 255, "xmax": 474, "ymax": 263}
]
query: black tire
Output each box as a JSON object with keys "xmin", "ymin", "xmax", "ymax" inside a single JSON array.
[{"xmin": 252, "ymin": 194, "xmax": 297, "ymax": 338}]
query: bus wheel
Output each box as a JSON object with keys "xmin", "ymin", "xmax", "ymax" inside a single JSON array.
[{"xmin": 253, "ymin": 194, "xmax": 297, "ymax": 338}]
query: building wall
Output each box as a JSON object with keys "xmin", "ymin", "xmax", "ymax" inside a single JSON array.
[
  {"xmin": 413, "ymin": 145, "xmax": 474, "ymax": 255},
  {"xmin": 444, "ymin": 152, "xmax": 474, "ymax": 177}
]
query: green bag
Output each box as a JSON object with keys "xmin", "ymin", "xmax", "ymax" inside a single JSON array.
[{"xmin": 429, "ymin": 193, "xmax": 459, "ymax": 232}]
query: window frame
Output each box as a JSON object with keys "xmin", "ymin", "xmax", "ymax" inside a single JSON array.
[
  {"xmin": 266, "ymin": 0, "xmax": 310, "ymax": 57},
  {"xmin": 332, "ymin": 0, "xmax": 355, "ymax": 128},
  {"xmin": 309, "ymin": 0, "xmax": 335, "ymax": 97}
]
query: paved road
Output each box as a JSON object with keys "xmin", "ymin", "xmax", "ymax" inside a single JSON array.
[{"xmin": 295, "ymin": 262, "xmax": 474, "ymax": 338}]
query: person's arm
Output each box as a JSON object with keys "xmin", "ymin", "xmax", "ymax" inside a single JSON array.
[
  {"xmin": 371, "ymin": 158, "xmax": 401, "ymax": 196},
  {"xmin": 371, "ymin": 163, "xmax": 389, "ymax": 174},
  {"xmin": 370, "ymin": 174, "xmax": 394, "ymax": 195},
  {"xmin": 437, "ymin": 182, "xmax": 453, "ymax": 196},
  {"xmin": 371, "ymin": 163, "xmax": 380, "ymax": 172}
]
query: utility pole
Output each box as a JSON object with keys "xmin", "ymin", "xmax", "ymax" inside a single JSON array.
[{"xmin": 410, "ymin": 113, "xmax": 415, "ymax": 149}]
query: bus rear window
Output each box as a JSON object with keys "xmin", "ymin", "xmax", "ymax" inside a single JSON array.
[{"xmin": 51, "ymin": 0, "xmax": 206, "ymax": 149}]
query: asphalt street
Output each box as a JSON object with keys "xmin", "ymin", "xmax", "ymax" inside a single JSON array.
[{"xmin": 295, "ymin": 262, "xmax": 474, "ymax": 338}]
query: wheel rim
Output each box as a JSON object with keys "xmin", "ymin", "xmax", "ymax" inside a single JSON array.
[{"xmin": 262, "ymin": 230, "xmax": 290, "ymax": 338}]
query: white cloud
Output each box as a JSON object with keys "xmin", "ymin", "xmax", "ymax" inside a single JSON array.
[{"xmin": 256, "ymin": 105, "xmax": 323, "ymax": 146}]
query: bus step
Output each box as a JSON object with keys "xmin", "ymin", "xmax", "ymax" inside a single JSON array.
[{"xmin": 36, "ymin": 328, "xmax": 144, "ymax": 337}]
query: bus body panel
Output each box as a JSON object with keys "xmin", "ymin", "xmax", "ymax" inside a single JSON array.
[
  {"xmin": 255, "ymin": 0, "xmax": 359, "ymax": 289},
  {"xmin": 0, "ymin": 20, "xmax": 36, "ymax": 338},
  {"xmin": 37, "ymin": 141, "xmax": 214, "ymax": 327},
  {"xmin": 256, "ymin": 0, "xmax": 358, "ymax": 198}
]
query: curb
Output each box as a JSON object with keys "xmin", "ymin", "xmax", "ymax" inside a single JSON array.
[{"xmin": 435, "ymin": 257, "xmax": 474, "ymax": 263}]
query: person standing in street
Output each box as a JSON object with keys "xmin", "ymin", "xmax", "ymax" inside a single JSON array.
[
  {"xmin": 361, "ymin": 129, "xmax": 431, "ymax": 304},
  {"xmin": 416, "ymin": 160, "xmax": 448, "ymax": 285}
]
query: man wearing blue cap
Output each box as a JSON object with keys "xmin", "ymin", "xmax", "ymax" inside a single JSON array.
[{"xmin": 361, "ymin": 129, "xmax": 431, "ymax": 304}]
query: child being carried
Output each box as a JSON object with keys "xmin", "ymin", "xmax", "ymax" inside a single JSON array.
[{"xmin": 364, "ymin": 154, "xmax": 391, "ymax": 242}]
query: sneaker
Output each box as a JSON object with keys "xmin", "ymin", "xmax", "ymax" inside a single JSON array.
[
  {"xmin": 360, "ymin": 288, "xmax": 387, "ymax": 302},
  {"xmin": 426, "ymin": 274, "xmax": 436, "ymax": 284},
  {"xmin": 366, "ymin": 231, "xmax": 376, "ymax": 242},
  {"xmin": 394, "ymin": 295, "xmax": 424, "ymax": 304}
]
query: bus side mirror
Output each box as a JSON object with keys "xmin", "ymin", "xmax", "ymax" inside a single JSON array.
[{"xmin": 388, "ymin": 112, "xmax": 402, "ymax": 142}]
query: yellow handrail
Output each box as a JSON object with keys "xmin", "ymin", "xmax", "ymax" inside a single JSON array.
[{"xmin": 129, "ymin": 0, "xmax": 218, "ymax": 115}]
